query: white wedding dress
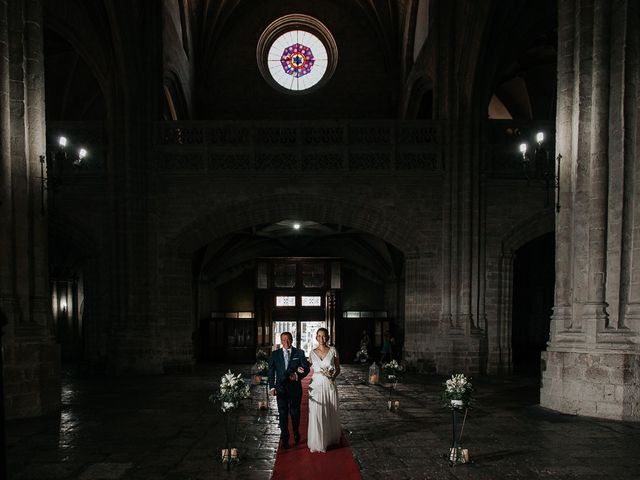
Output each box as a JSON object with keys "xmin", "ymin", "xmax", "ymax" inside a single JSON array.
[{"xmin": 307, "ymin": 346, "xmax": 341, "ymax": 453}]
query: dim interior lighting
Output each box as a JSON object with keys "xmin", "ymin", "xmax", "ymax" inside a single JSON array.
[
  {"xmin": 40, "ymin": 135, "xmax": 90, "ymax": 215},
  {"xmin": 517, "ymin": 132, "xmax": 561, "ymax": 213},
  {"xmin": 519, "ymin": 143, "xmax": 528, "ymax": 157},
  {"xmin": 293, "ymin": 223, "xmax": 301, "ymax": 230}
]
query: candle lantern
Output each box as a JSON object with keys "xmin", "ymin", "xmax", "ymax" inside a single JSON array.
[{"xmin": 368, "ymin": 362, "xmax": 380, "ymax": 385}]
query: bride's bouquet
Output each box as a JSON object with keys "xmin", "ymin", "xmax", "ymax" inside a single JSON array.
[
  {"xmin": 316, "ymin": 365, "xmax": 336, "ymax": 392},
  {"xmin": 320, "ymin": 365, "xmax": 336, "ymax": 380}
]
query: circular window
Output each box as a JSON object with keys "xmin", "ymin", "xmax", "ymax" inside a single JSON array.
[{"xmin": 257, "ymin": 15, "xmax": 338, "ymax": 94}]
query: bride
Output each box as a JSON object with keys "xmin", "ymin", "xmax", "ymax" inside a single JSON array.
[{"xmin": 307, "ymin": 327, "xmax": 341, "ymax": 453}]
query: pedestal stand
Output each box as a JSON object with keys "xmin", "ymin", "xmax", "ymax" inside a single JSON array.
[
  {"xmin": 448, "ymin": 406, "xmax": 469, "ymax": 465},
  {"xmin": 222, "ymin": 411, "xmax": 240, "ymax": 470}
]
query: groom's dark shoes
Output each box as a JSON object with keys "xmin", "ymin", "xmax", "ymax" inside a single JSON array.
[
  {"xmin": 294, "ymin": 432, "xmax": 301, "ymax": 445},
  {"xmin": 280, "ymin": 436, "xmax": 290, "ymax": 449}
]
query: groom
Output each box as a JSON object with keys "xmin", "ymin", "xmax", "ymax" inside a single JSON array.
[{"xmin": 268, "ymin": 332, "xmax": 310, "ymax": 449}]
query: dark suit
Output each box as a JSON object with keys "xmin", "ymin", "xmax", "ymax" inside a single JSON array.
[{"xmin": 267, "ymin": 347, "xmax": 310, "ymax": 444}]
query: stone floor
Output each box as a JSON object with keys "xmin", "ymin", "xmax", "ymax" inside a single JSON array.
[{"xmin": 7, "ymin": 364, "xmax": 640, "ymax": 479}]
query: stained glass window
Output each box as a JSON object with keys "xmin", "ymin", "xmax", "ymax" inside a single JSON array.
[
  {"xmin": 276, "ymin": 296, "xmax": 296, "ymax": 307},
  {"xmin": 301, "ymin": 296, "xmax": 321, "ymax": 307},
  {"xmin": 267, "ymin": 30, "xmax": 329, "ymax": 92}
]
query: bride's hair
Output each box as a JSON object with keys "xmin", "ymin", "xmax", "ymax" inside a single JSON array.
[{"xmin": 316, "ymin": 327, "xmax": 329, "ymax": 338}]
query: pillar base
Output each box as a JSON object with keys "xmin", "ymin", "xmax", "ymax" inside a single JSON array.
[
  {"xmin": 3, "ymin": 338, "xmax": 60, "ymax": 419},
  {"xmin": 541, "ymin": 349, "xmax": 640, "ymax": 420}
]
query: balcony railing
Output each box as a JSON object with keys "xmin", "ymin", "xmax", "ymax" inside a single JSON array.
[{"xmin": 152, "ymin": 120, "xmax": 443, "ymax": 174}]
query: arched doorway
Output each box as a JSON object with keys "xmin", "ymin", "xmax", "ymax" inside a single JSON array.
[
  {"xmin": 158, "ymin": 193, "xmax": 420, "ymax": 371},
  {"xmin": 511, "ymin": 232, "xmax": 554, "ymax": 374},
  {"xmin": 192, "ymin": 220, "xmax": 405, "ymax": 363}
]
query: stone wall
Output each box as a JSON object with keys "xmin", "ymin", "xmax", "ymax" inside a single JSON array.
[
  {"xmin": 1, "ymin": 0, "xmax": 60, "ymax": 419},
  {"xmin": 541, "ymin": 351, "xmax": 640, "ymax": 419},
  {"xmin": 51, "ymin": 119, "xmax": 553, "ymax": 377},
  {"xmin": 540, "ymin": 0, "xmax": 640, "ymax": 420}
]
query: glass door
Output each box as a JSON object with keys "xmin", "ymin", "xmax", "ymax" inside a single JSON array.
[
  {"xmin": 299, "ymin": 320, "xmax": 326, "ymax": 354},
  {"xmin": 273, "ymin": 321, "xmax": 298, "ymax": 348}
]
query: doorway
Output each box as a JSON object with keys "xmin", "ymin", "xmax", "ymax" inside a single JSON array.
[
  {"xmin": 512, "ymin": 232, "xmax": 554, "ymax": 374},
  {"xmin": 273, "ymin": 320, "xmax": 326, "ymax": 353}
]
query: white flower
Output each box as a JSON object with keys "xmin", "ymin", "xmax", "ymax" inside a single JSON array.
[
  {"xmin": 212, "ymin": 370, "xmax": 251, "ymax": 412},
  {"xmin": 382, "ymin": 360, "xmax": 404, "ymax": 373},
  {"xmin": 443, "ymin": 373, "xmax": 473, "ymax": 402},
  {"xmin": 222, "ymin": 401, "xmax": 236, "ymax": 412}
]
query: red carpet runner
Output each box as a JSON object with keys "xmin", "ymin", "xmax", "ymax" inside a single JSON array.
[{"xmin": 271, "ymin": 372, "xmax": 362, "ymax": 480}]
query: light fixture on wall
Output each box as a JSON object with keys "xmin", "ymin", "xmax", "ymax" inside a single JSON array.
[
  {"xmin": 39, "ymin": 136, "xmax": 89, "ymax": 215},
  {"xmin": 518, "ymin": 131, "xmax": 561, "ymax": 213}
]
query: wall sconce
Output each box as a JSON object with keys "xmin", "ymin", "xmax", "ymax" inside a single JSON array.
[
  {"xmin": 518, "ymin": 131, "xmax": 562, "ymax": 213},
  {"xmin": 39, "ymin": 136, "xmax": 89, "ymax": 215}
]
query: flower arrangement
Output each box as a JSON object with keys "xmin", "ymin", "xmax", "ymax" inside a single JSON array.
[
  {"xmin": 255, "ymin": 359, "xmax": 269, "ymax": 375},
  {"xmin": 355, "ymin": 345, "xmax": 369, "ymax": 363},
  {"xmin": 210, "ymin": 370, "xmax": 251, "ymax": 412},
  {"xmin": 381, "ymin": 359, "xmax": 404, "ymax": 382},
  {"xmin": 443, "ymin": 373, "xmax": 473, "ymax": 408},
  {"xmin": 256, "ymin": 349, "xmax": 268, "ymax": 361}
]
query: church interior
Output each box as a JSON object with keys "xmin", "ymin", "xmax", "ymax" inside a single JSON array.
[{"xmin": 2, "ymin": 0, "xmax": 640, "ymax": 478}]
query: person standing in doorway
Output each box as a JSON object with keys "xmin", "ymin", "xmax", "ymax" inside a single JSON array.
[
  {"xmin": 380, "ymin": 330, "xmax": 394, "ymax": 363},
  {"xmin": 268, "ymin": 332, "xmax": 310, "ymax": 449}
]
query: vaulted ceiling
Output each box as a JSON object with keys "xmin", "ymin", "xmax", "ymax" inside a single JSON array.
[
  {"xmin": 42, "ymin": 0, "xmax": 557, "ymax": 122},
  {"xmin": 196, "ymin": 220, "xmax": 404, "ymax": 286}
]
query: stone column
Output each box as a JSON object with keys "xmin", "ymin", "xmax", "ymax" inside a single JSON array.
[
  {"xmin": 0, "ymin": 1, "xmax": 11, "ymax": 473},
  {"xmin": 541, "ymin": 0, "xmax": 640, "ymax": 420},
  {"xmin": 1, "ymin": 0, "xmax": 60, "ymax": 419},
  {"xmin": 103, "ymin": 2, "xmax": 168, "ymax": 374},
  {"xmin": 623, "ymin": 13, "xmax": 640, "ymax": 334},
  {"xmin": 610, "ymin": 1, "xmax": 640, "ymax": 335},
  {"xmin": 549, "ymin": 0, "xmax": 575, "ymax": 339},
  {"xmin": 582, "ymin": 0, "xmax": 610, "ymax": 338},
  {"xmin": 403, "ymin": 251, "xmax": 437, "ymax": 372},
  {"xmin": 433, "ymin": 0, "xmax": 487, "ymax": 374}
]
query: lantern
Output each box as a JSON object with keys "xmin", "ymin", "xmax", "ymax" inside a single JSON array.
[{"xmin": 368, "ymin": 362, "xmax": 380, "ymax": 385}]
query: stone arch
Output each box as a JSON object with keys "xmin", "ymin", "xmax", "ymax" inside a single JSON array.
[
  {"xmin": 156, "ymin": 193, "xmax": 424, "ymax": 371},
  {"xmin": 164, "ymin": 193, "xmax": 422, "ymax": 257},
  {"xmin": 44, "ymin": 4, "xmax": 110, "ymax": 104},
  {"xmin": 402, "ymin": 75, "xmax": 433, "ymax": 119},
  {"xmin": 490, "ymin": 210, "xmax": 555, "ymax": 374},
  {"xmin": 501, "ymin": 209, "xmax": 555, "ymax": 255}
]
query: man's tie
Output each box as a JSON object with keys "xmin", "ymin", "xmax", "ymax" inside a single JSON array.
[{"xmin": 284, "ymin": 349, "xmax": 290, "ymax": 370}]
